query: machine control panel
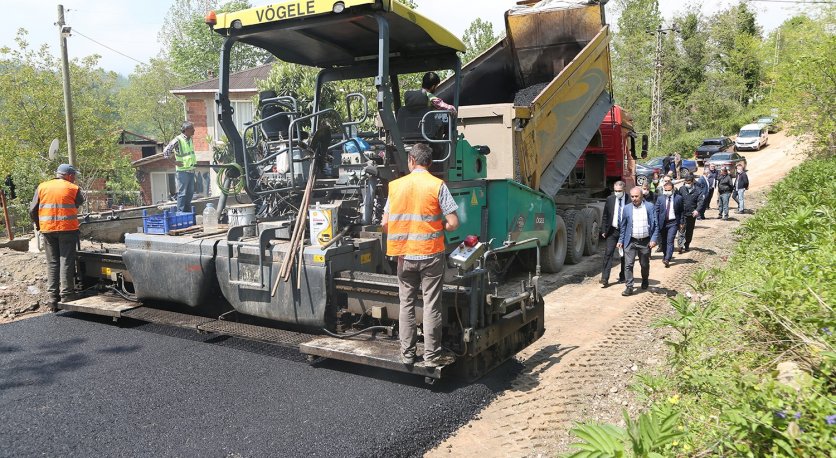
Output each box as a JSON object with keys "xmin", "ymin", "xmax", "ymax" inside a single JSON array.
[{"xmin": 449, "ymin": 241, "xmax": 486, "ymax": 270}]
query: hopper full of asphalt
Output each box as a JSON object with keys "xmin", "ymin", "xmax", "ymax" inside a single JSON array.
[{"xmin": 0, "ymin": 313, "xmax": 516, "ymax": 457}]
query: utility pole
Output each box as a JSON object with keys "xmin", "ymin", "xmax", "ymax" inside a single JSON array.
[
  {"xmin": 57, "ymin": 5, "xmax": 77, "ymax": 167},
  {"xmin": 647, "ymin": 24, "xmax": 678, "ymax": 149}
]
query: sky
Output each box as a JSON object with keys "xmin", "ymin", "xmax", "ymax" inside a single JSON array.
[{"xmin": 0, "ymin": 0, "xmax": 818, "ymax": 76}]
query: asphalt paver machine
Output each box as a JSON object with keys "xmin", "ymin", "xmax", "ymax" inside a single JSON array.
[{"xmin": 64, "ymin": 0, "xmax": 554, "ymax": 383}]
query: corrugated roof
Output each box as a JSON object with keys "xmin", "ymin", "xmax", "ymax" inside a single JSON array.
[{"xmin": 171, "ymin": 63, "xmax": 273, "ymax": 94}]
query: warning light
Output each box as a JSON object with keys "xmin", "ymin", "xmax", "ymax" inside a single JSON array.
[
  {"xmin": 205, "ymin": 11, "xmax": 217, "ymax": 27},
  {"xmin": 464, "ymin": 235, "xmax": 479, "ymax": 248}
]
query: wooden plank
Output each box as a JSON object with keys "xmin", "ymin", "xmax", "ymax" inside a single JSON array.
[{"xmin": 57, "ymin": 295, "xmax": 139, "ymax": 317}]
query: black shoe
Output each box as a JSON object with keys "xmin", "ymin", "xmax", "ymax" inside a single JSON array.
[
  {"xmin": 641, "ymin": 279, "xmax": 649, "ymax": 290},
  {"xmin": 663, "ymin": 260, "xmax": 670, "ymax": 268},
  {"xmin": 717, "ymin": 215, "xmax": 723, "ymax": 219},
  {"xmin": 600, "ymin": 279, "xmax": 609, "ymax": 288},
  {"xmin": 684, "ymin": 246, "xmax": 690, "ymax": 252},
  {"xmin": 622, "ymin": 287, "xmax": 634, "ymax": 296},
  {"xmin": 617, "ymin": 276, "xmax": 625, "ymax": 283},
  {"xmin": 678, "ymin": 247, "xmax": 684, "ymax": 254}
]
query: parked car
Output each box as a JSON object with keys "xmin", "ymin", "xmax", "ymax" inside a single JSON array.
[
  {"xmin": 636, "ymin": 156, "xmax": 697, "ymax": 180},
  {"xmin": 734, "ymin": 123, "xmax": 768, "ymax": 151},
  {"xmin": 756, "ymin": 115, "xmax": 780, "ymax": 134},
  {"xmin": 695, "ymin": 137, "xmax": 733, "ymax": 164},
  {"xmin": 706, "ymin": 152, "xmax": 747, "ymax": 177}
]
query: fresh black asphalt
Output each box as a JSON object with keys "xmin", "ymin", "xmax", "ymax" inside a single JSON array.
[{"xmin": 0, "ymin": 312, "xmax": 518, "ymax": 457}]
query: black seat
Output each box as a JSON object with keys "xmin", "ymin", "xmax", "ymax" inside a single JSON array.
[
  {"xmin": 397, "ymin": 90, "xmax": 449, "ymax": 142},
  {"xmin": 258, "ymin": 91, "xmax": 291, "ymax": 141}
]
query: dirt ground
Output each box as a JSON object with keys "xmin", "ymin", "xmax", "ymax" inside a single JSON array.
[
  {"xmin": 0, "ymin": 240, "xmax": 118, "ymax": 323},
  {"xmin": 0, "ymin": 132, "xmax": 804, "ymax": 454},
  {"xmin": 427, "ymin": 131, "xmax": 804, "ymax": 457}
]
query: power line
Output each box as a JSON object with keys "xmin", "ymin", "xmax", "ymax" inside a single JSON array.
[{"xmin": 72, "ymin": 29, "xmax": 150, "ymax": 68}]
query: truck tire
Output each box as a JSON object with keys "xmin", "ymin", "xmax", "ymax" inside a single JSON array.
[
  {"xmin": 563, "ymin": 209, "xmax": 585, "ymax": 265},
  {"xmin": 581, "ymin": 207, "xmax": 600, "ymax": 256},
  {"xmin": 540, "ymin": 214, "xmax": 567, "ymax": 273}
]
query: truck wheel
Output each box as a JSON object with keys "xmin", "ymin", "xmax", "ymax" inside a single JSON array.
[
  {"xmin": 581, "ymin": 208, "xmax": 600, "ymax": 256},
  {"xmin": 563, "ymin": 209, "xmax": 585, "ymax": 265},
  {"xmin": 540, "ymin": 214, "xmax": 566, "ymax": 273}
]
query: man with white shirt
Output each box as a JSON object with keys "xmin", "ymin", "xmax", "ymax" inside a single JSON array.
[
  {"xmin": 655, "ymin": 180, "xmax": 684, "ymax": 268},
  {"xmin": 617, "ymin": 187, "xmax": 659, "ymax": 296},
  {"xmin": 599, "ymin": 181, "xmax": 627, "ymax": 288}
]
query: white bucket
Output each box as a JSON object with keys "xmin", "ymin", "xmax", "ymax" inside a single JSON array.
[{"xmin": 228, "ymin": 204, "xmax": 256, "ymax": 236}]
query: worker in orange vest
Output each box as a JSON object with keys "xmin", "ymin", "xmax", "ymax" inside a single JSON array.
[
  {"xmin": 29, "ymin": 164, "xmax": 85, "ymax": 311},
  {"xmin": 382, "ymin": 143, "xmax": 459, "ymax": 367}
]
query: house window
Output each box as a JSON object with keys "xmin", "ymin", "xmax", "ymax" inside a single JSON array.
[{"xmin": 215, "ymin": 100, "xmax": 254, "ymax": 140}]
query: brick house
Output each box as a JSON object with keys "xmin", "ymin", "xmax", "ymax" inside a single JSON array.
[{"xmin": 129, "ymin": 63, "xmax": 272, "ymax": 206}]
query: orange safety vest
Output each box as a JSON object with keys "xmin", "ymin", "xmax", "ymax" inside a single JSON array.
[
  {"xmin": 37, "ymin": 178, "xmax": 80, "ymax": 232},
  {"xmin": 386, "ymin": 171, "xmax": 446, "ymax": 257}
]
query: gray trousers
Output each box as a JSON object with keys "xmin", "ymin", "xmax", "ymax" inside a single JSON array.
[
  {"xmin": 397, "ymin": 254, "xmax": 444, "ymax": 360},
  {"xmin": 718, "ymin": 192, "xmax": 732, "ymax": 218},
  {"xmin": 43, "ymin": 231, "xmax": 79, "ymax": 302},
  {"xmin": 624, "ymin": 237, "xmax": 651, "ymax": 288}
]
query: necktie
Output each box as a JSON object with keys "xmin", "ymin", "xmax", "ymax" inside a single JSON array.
[{"xmin": 666, "ymin": 196, "xmax": 672, "ymax": 221}]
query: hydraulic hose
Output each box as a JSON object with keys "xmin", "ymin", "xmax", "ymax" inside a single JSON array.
[{"xmin": 216, "ymin": 163, "xmax": 245, "ymax": 195}]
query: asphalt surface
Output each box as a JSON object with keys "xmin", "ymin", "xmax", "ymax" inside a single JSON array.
[{"xmin": 0, "ymin": 313, "xmax": 518, "ymax": 457}]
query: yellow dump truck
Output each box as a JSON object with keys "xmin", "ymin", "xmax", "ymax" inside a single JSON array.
[{"xmin": 437, "ymin": 0, "xmax": 630, "ymax": 271}]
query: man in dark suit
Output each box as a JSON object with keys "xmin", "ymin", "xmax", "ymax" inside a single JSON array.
[
  {"xmin": 617, "ymin": 187, "xmax": 659, "ymax": 296},
  {"xmin": 600, "ymin": 181, "xmax": 628, "ymax": 288},
  {"xmin": 697, "ymin": 166, "xmax": 715, "ymax": 219},
  {"xmin": 655, "ymin": 180, "xmax": 684, "ymax": 268},
  {"xmin": 678, "ymin": 174, "xmax": 704, "ymax": 251}
]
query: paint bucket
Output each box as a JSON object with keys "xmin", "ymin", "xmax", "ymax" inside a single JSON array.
[{"xmin": 228, "ymin": 204, "xmax": 256, "ymax": 237}]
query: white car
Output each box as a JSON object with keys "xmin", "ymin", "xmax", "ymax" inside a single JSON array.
[{"xmin": 734, "ymin": 123, "xmax": 768, "ymax": 151}]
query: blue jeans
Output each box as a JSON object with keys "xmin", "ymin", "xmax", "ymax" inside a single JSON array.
[
  {"xmin": 718, "ymin": 193, "xmax": 731, "ymax": 218},
  {"xmin": 175, "ymin": 170, "xmax": 195, "ymax": 213},
  {"xmin": 734, "ymin": 189, "xmax": 746, "ymax": 212}
]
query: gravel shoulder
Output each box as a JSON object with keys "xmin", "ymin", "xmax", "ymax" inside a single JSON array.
[{"xmin": 427, "ymin": 131, "xmax": 803, "ymax": 457}]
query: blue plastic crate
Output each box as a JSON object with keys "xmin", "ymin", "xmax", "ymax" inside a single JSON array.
[{"xmin": 142, "ymin": 208, "xmax": 196, "ymax": 234}]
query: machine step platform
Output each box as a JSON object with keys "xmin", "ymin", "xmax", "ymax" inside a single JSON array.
[
  {"xmin": 300, "ymin": 336, "xmax": 452, "ymax": 380},
  {"xmin": 57, "ymin": 296, "xmax": 314, "ymax": 348},
  {"xmin": 57, "ymin": 295, "xmax": 139, "ymax": 317}
]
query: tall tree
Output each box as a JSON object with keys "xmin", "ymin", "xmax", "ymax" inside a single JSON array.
[
  {"xmin": 461, "ymin": 18, "xmax": 500, "ymax": 64},
  {"xmin": 0, "ymin": 30, "xmax": 138, "ymax": 221},
  {"xmin": 117, "ymin": 58, "xmax": 186, "ymax": 142},
  {"xmin": 708, "ymin": 2, "xmax": 763, "ymax": 104},
  {"xmin": 159, "ymin": 0, "xmax": 271, "ymax": 83},
  {"xmin": 769, "ymin": 7, "xmax": 836, "ymax": 158},
  {"xmin": 610, "ymin": 0, "xmax": 662, "ymax": 135}
]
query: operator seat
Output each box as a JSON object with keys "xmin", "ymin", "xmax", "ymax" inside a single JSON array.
[
  {"xmin": 258, "ymin": 91, "xmax": 290, "ymax": 141},
  {"xmin": 396, "ymin": 90, "xmax": 448, "ymax": 143}
]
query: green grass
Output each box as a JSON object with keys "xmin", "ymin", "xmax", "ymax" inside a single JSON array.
[{"xmin": 566, "ymin": 157, "xmax": 836, "ymax": 457}]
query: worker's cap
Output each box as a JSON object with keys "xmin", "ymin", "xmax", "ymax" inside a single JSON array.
[{"xmin": 56, "ymin": 164, "xmax": 78, "ymax": 176}]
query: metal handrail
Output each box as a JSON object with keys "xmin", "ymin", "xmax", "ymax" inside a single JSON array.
[
  {"xmin": 342, "ymin": 92, "xmax": 368, "ymax": 127},
  {"xmin": 419, "ymin": 110, "xmax": 455, "ymax": 163}
]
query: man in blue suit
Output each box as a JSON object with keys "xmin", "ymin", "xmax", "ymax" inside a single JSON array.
[
  {"xmin": 617, "ymin": 187, "xmax": 660, "ymax": 296},
  {"xmin": 655, "ymin": 180, "xmax": 684, "ymax": 268}
]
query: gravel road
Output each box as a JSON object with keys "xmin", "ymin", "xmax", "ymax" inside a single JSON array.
[{"xmin": 0, "ymin": 313, "xmax": 515, "ymax": 457}]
